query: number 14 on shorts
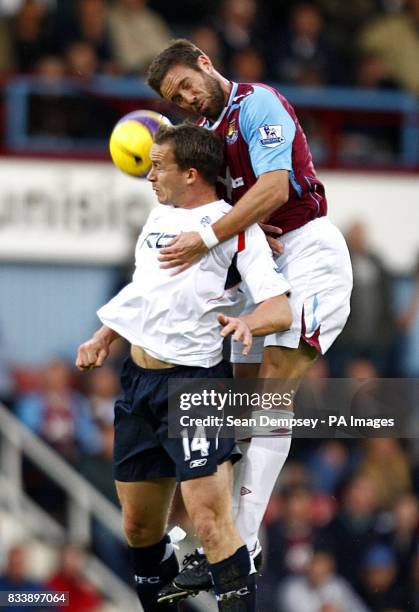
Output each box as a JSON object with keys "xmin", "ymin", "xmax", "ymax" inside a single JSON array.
[{"xmin": 181, "ymin": 426, "xmax": 213, "ymax": 461}]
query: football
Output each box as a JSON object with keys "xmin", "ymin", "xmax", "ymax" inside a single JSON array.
[{"xmin": 109, "ymin": 110, "xmax": 171, "ymax": 177}]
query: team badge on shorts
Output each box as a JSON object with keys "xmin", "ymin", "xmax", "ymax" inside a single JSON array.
[
  {"xmin": 259, "ymin": 124, "xmax": 285, "ymax": 147},
  {"xmin": 226, "ymin": 120, "xmax": 239, "ymax": 145},
  {"xmin": 200, "ymin": 216, "xmax": 212, "ymax": 226}
]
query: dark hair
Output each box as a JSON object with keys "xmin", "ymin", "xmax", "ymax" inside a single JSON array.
[
  {"xmin": 154, "ymin": 123, "xmax": 223, "ymax": 186},
  {"xmin": 147, "ymin": 39, "xmax": 204, "ymax": 95}
]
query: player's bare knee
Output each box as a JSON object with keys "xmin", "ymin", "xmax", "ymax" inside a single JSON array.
[
  {"xmin": 190, "ymin": 508, "xmax": 222, "ymax": 549},
  {"xmin": 122, "ymin": 514, "xmax": 159, "ymax": 547}
]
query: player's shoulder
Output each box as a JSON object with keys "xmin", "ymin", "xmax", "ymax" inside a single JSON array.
[
  {"xmin": 195, "ymin": 199, "xmax": 232, "ymax": 225},
  {"xmin": 241, "ymin": 82, "xmax": 283, "ymax": 107},
  {"xmin": 239, "ymin": 83, "xmax": 291, "ymax": 126}
]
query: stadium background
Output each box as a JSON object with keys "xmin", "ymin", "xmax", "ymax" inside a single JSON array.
[{"xmin": 0, "ymin": 0, "xmax": 418, "ymax": 610}]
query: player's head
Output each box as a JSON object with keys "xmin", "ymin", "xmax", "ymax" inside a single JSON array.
[
  {"xmin": 147, "ymin": 39, "xmax": 227, "ymax": 120},
  {"xmin": 147, "ymin": 123, "xmax": 223, "ymax": 207}
]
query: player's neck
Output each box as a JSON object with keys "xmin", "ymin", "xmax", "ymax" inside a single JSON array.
[
  {"xmin": 176, "ymin": 188, "xmax": 218, "ymax": 210},
  {"xmin": 219, "ymin": 75, "xmax": 233, "ymax": 104}
]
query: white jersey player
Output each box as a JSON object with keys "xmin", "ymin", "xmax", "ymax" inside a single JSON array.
[
  {"xmin": 76, "ymin": 123, "xmax": 292, "ymax": 612},
  {"xmin": 98, "ymin": 198, "xmax": 291, "ymax": 368}
]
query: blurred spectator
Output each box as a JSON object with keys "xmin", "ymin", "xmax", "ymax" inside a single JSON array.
[
  {"xmin": 0, "ymin": 545, "xmax": 47, "ymax": 611},
  {"xmin": 147, "ymin": 0, "xmax": 215, "ymax": 32},
  {"xmin": 277, "ymin": 549, "xmax": 370, "ymax": 612},
  {"xmin": 360, "ymin": 438, "xmax": 412, "ymax": 509},
  {"xmin": 11, "ymin": 0, "xmax": 55, "ymax": 72},
  {"xmin": 190, "ymin": 25, "xmax": 224, "ymax": 72},
  {"xmin": 267, "ymin": 3, "xmax": 341, "ymax": 85},
  {"xmin": 15, "ymin": 358, "xmax": 101, "ymax": 463},
  {"xmin": 56, "ymin": 0, "xmax": 115, "ymax": 73},
  {"xmin": 108, "ymin": 0, "xmax": 172, "ymax": 75},
  {"xmin": 264, "ymin": 486, "xmax": 316, "ymax": 579},
  {"xmin": 47, "ymin": 544, "xmax": 102, "ymax": 611},
  {"xmin": 354, "ymin": 50, "xmax": 401, "ymax": 89},
  {"xmin": 381, "ymin": 493, "xmax": 419, "ymax": 587},
  {"xmin": 85, "ymin": 364, "xmax": 119, "ymax": 426},
  {"xmin": 328, "ymin": 221, "xmax": 396, "ymax": 376},
  {"xmin": 358, "ymin": 0, "xmax": 419, "ymax": 94},
  {"xmin": 79, "ymin": 422, "xmax": 117, "ymax": 503},
  {"xmin": 317, "ymin": 0, "xmax": 381, "ymax": 77},
  {"xmin": 337, "ymin": 51, "xmax": 400, "ymax": 165},
  {"xmin": 35, "ymin": 54, "xmax": 66, "ymax": 79},
  {"xmin": 359, "ymin": 543, "xmax": 409, "ymax": 610},
  {"xmin": 308, "ymin": 440, "xmax": 351, "ymax": 496},
  {"xmin": 28, "ymin": 55, "xmax": 70, "ymax": 139},
  {"xmin": 395, "ymin": 252, "xmax": 419, "ymax": 377},
  {"xmin": 316, "ymin": 473, "xmax": 380, "ymax": 585},
  {"xmin": 259, "ymin": 485, "xmax": 317, "ymax": 609},
  {"xmin": 65, "ymin": 40, "xmax": 99, "ymax": 79},
  {"xmin": 216, "ymin": 0, "xmax": 266, "ymax": 75},
  {"xmin": 0, "ymin": 17, "xmax": 15, "ymax": 71},
  {"xmin": 230, "ymin": 46, "xmax": 266, "ymax": 82}
]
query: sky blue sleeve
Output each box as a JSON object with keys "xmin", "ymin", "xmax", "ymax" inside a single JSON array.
[{"xmin": 239, "ymin": 86, "xmax": 296, "ymax": 177}]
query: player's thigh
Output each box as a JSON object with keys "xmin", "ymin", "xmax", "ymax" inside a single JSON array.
[
  {"xmin": 260, "ymin": 341, "xmax": 318, "ymax": 382},
  {"xmin": 181, "ymin": 460, "xmax": 234, "ymax": 521},
  {"xmin": 234, "ymin": 362, "xmax": 260, "ymax": 379},
  {"xmin": 116, "ymin": 478, "xmax": 176, "ymax": 535}
]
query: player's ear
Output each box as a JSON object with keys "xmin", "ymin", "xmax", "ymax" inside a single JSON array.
[
  {"xmin": 186, "ymin": 167, "xmax": 198, "ymax": 184},
  {"xmin": 197, "ymin": 54, "xmax": 212, "ymax": 73}
]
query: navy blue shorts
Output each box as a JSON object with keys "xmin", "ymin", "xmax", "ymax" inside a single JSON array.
[{"xmin": 113, "ymin": 358, "xmax": 241, "ymax": 482}]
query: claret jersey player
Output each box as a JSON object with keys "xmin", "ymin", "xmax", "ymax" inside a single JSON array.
[{"xmin": 198, "ymin": 82, "xmax": 352, "ymax": 360}]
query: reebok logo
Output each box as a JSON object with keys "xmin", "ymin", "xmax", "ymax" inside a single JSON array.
[
  {"xmin": 240, "ymin": 487, "xmax": 251, "ymax": 496},
  {"xmin": 190, "ymin": 458, "xmax": 208, "ymax": 468}
]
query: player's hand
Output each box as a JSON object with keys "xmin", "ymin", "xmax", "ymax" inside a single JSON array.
[
  {"xmin": 218, "ymin": 313, "xmax": 253, "ymax": 355},
  {"xmin": 259, "ymin": 222, "xmax": 284, "ymax": 255},
  {"xmin": 158, "ymin": 231, "xmax": 208, "ymax": 275},
  {"xmin": 76, "ymin": 337, "xmax": 110, "ymax": 371}
]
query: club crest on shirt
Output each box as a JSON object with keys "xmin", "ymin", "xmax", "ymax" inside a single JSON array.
[
  {"xmin": 259, "ymin": 124, "xmax": 285, "ymax": 147},
  {"xmin": 200, "ymin": 216, "xmax": 212, "ymax": 226},
  {"xmin": 226, "ymin": 120, "xmax": 239, "ymax": 145}
]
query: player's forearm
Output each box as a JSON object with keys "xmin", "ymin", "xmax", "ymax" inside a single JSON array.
[
  {"xmin": 212, "ymin": 173, "xmax": 288, "ymax": 243},
  {"xmin": 93, "ymin": 325, "xmax": 120, "ymax": 346},
  {"xmin": 242, "ymin": 295, "xmax": 292, "ymax": 336}
]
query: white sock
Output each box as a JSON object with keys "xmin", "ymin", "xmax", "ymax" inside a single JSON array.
[
  {"xmin": 232, "ymin": 440, "xmax": 250, "ymax": 520},
  {"xmin": 234, "ymin": 435, "xmax": 291, "ymax": 552}
]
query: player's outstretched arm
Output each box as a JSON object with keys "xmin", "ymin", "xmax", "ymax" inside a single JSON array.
[
  {"xmin": 218, "ymin": 295, "xmax": 291, "ymax": 355},
  {"xmin": 240, "ymin": 295, "xmax": 292, "ymax": 337},
  {"xmin": 76, "ymin": 325, "xmax": 120, "ymax": 371},
  {"xmin": 213, "ymin": 170, "xmax": 289, "ymax": 243},
  {"xmin": 158, "ymin": 170, "xmax": 288, "ymax": 272}
]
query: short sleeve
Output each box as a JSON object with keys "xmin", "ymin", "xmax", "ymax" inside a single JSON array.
[
  {"xmin": 236, "ymin": 224, "xmax": 291, "ymax": 303},
  {"xmin": 239, "ymin": 85, "xmax": 296, "ymax": 177}
]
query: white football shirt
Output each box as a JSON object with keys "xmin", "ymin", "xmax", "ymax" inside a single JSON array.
[{"xmin": 98, "ymin": 199, "xmax": 290, "ymax": 367}]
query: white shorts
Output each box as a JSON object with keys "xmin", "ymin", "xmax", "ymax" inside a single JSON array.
[{"xmin": 231, "ymin": 217, "xmax": 353, "ymax": 363}]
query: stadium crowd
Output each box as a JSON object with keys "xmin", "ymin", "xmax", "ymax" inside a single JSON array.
[
  {"xmin": 0, "ymin": 0, "xmax": 417, "ymax": 166},
  {"xmin": 0, "ymin": 0, "xmax": 418, "ymax": 94}
]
